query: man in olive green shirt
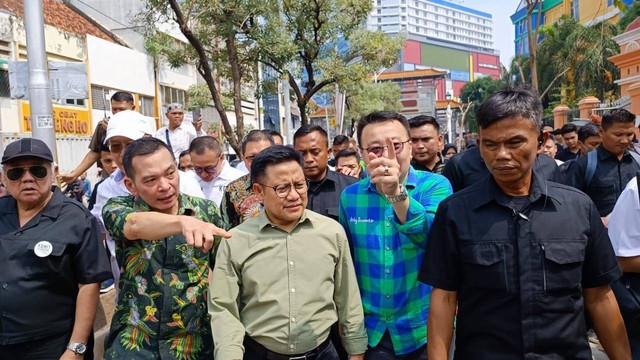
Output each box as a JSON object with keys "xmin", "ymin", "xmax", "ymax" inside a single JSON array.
[{"xmin": 209, "ymin": 146, "xmax": 367, "ymax": 360}]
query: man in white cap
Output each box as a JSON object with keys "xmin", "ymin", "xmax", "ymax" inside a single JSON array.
[
  {"xmin": 155, "ymin": 103, "xmax": 205, "ymax": 160},
  {"xmin": 91, "ymin": 110, "xmax": 205, "ymax": 290}
]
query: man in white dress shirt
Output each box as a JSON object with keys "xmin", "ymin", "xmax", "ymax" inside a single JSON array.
[
  {"xmin": 607, "ymin": 173, "xmax": 640, "ymax": 359},
  {"xmin": 189, "ymin": 136, "xmax": 244, "ymax": 206},
  {"xmin": 154, "ymin": 103, "xmax": 205, "ymax": 160},
  {"xmin": 91, "ymin": 110, "xmax": 205, "ymax": 290}
]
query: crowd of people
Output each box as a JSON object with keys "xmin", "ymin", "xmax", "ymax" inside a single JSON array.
[{"xmin": 0, "ymin": 86, "xmax": 639, "ymax": 360}]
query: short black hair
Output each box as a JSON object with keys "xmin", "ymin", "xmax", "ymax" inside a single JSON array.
[
  {"xmin": 409, "ymin": 115, "xmax": 440, "ymax": 132},
  {"xmin": 293, "ymin": 124, "xmax": 329, "ymax": 147},
  {"xmin": 178, "ymin": 150, "xmax": 190, "ymax": 159},
  {"xmin": 560, "ymin": 123, "xmax": 577, "ymax": 135},
  {"xmin": 356, "ymin": 111, "xmax": 410, "ymax": 146},
  {"xmin": 333, "ymin": 135, "xmax": 349, "ymax": 146},
  {"xmin": 111, "ymin": 91, "xmax": 134, "ymax": 104},
  {"xmin": 334, "ymin": 148, "xmax": 360, "ymax": 164},
  {"xmin": 476, "ymin": 86, "xmax": 542, "ymax": 131},
  {"xmin": 122, "ymin": 138, "xmax": 172, "ymax": 179},
  {"xmin": 250, "ymin": 145, "xmax": 304, "ymax": 185},
  {"xmin": 242, "ymin": 130, "xmax": 275, "ymax": 155},
  {"xmin": 188, "ymin": 136, "xmax": 222, "ymax": 156},
  {"xmin": 262, "ymin": 129, "xmax": 284, "ymax": 144},
  {"xmin": 578, "ymin": 123, "xmax": 600, "ymax": 143},
  {"xmin": 601, "ymin": 108, "xmax": 636, "ymax": 130}
]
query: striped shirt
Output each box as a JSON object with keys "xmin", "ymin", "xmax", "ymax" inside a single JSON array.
[{"xmin": 338, "ymin": 167, "xmax": 452, "ymax": 355}]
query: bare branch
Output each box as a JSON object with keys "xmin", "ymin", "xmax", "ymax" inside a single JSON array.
[{"xmin": 539, "ymin": 67, "xmax": 570, "ymax": 99}]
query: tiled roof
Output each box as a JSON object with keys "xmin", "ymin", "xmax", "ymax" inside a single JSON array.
[
  {"xmin": 0, "ymin": 0, "xmax": 118, "ymax": 43},
  {"xmin": 626, "ymin": 17, "xmax": 640, "ymax": 33}
]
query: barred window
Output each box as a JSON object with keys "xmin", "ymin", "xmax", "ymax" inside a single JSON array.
[
  {"xmin": 139, "ymin": 96, "xmax": 154, "ymax": 117},
  {"xmin": 91, "ymin": 86, "xmax": 110, "ymax": 110}
]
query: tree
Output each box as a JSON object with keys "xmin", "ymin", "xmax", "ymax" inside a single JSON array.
[
  {"xmin": 344, "ymin": 81, "xmax": 402, "ymax": 124},
  {"xmin": 459, "ymin": 76, "xmax": 503, "ymax": 131},
  {"xmin": 142, "ymin": 0, "xmax": 265, "ymax": 156},
  {"xmin": 252, "ymin": 0, "xmax": 404, "ymax": 125},
  {"xmin": 536, "ymin": 16, "xmax": 619, "ymax": 107},
  {"xmin": 526, "ymin": 0, "xmax": 543, "ymax": 91},
  {"xmin": 618, "ymin": 0, "xmax": 640, "ymax": 33}
]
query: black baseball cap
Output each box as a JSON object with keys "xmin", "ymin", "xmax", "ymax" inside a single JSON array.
[{"xmin": 1, "ymin": 138, "xmax": 54, "ymax": 164}]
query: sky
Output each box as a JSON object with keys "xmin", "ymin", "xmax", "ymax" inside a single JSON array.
[{"xmin": 456, "ymin": 0, "xmax": 519, "ymax": 66}]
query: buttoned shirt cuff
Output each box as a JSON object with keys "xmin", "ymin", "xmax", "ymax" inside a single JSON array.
[
  {"xmin": 342, "ymin": 331, "xmax": 369, "ymax": 355},
  {"xmin": 214, "ymin": 344, "xmax": 244, "ymax": 360},
  {"xmin": 391, "ymin": 197, "xmax": 427, "ymax": 234}
]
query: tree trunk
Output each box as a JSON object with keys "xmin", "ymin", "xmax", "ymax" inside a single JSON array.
[
  {"xmin": 166, "ymin": 0, "xmax": 242, "ymax": 156},
  {"xmin": 526, "ymin": 0, "xmax": 543, "ymax": 92},
  {"xmin": 225, "ymin": 31, "xmax": 246, "ymax": 152}
]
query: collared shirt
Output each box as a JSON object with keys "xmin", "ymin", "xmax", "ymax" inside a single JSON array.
[
  {"xmin": 410, "ymin": 158, "xmax": 445, "ymax": 174},
  {"xmin": 209, "ymin": 210, "xmax": 368, "ymax": 360},
  {"xmin": 555, "ymin": 147, "xmax": 580, "ymax": 162},
  {"xmin": 564, "ymin": 145, "xmax": 640, "ymax": 216},
  {"xmin": 608, "ymin": 176, "xmax": 640, "ymax": 257},
  {"xmin": 307, "ymin": 170, "xmax": 358, "ymax": 221},
  {"xmin": 219, "ymin": 174, "xmax": 262, "ymax": 230},
  {"xmin": 88, "ymin": 119, "xmax": 108, "ymax": 153},
  {"xmin": 194, "ymin": 161, "xmax": 244, "ymax": 206},
  {"xmin": 102, "ymin": 193, "xmax": 223, "ymax": 360},
  {"xmin": 338, "ymin": 167, "xmax": 452, "ymax": 355},
  {"xmin": 442, "ymin": 147, "xmax": 561, "ymax": 192},
  {"xmin": 154, "ymin": 123, "xmax": 198, "ymax": 160},
  {"xmin": 0, "ymin": 188, "xmax": 111, "ymax": 345},
  {"xmin": 419, "ymin": 173, "xmax": 622, "ymax": 359},
  {"xmin": 91, "ymin": 168, "xmax": 205, "ymax": 233}
]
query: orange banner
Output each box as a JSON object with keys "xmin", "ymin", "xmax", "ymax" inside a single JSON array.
[{"xmin": 21, "ymin": 102, "xmax": 92, "ymax": 135}]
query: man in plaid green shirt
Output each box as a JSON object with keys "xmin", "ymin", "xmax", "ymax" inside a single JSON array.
[{"xmin": 338, "ymin": 111, "xmax": 452, "ymax": 359}]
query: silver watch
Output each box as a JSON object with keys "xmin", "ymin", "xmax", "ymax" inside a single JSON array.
[
  {"xmin": 385, "ymin": 184, "xmax": 408, "ymax": 203},
  {"xmin": 67, "ymin": 342, "xmax": 87, "ymax": 356}
]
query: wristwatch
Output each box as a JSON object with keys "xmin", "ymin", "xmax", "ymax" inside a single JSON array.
[
  {"xmin": 67, "ymin": 342, "xmax": 87, "ymax": 356},
  {"xmin": 385, "ymin": 184, "xmax": 408, "ymax": 203}
]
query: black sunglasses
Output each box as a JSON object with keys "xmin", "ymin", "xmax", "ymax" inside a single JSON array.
[{"xmin": 5, "ymin": 165, "xmax": 49, "ymax": 181}]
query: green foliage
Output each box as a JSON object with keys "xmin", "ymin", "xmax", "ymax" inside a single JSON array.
[
  {"xmin": 344, "ymin": 81, "xmax": 402, "ymax": 122},
  {"xmin": 459, "ymin": 77, "xmax": 503, "ymax": 131},
  {"xmin": 536, "ymin": 16, "xmax": 619, "ymax": 106},
  {"xmin": 251, "ymin": 0, "xmax": 404, "ymax": 124},
  {"xmin": 619, "ymin": 1, "xmax": 640, "ymax": 32}
]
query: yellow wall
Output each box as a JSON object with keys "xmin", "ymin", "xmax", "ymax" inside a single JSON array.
[
  {"xmin": 545, "ymin": 3, "xmax": 567, "ymax": 25},
  {"xmin": 579, "ymin": 0, "xmax": 616, "ymax": 25}
]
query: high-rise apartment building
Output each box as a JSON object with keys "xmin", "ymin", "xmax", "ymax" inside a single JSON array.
[{"xmin": 368, "ymin": 0, "xmax": 501, "ymax": 98}]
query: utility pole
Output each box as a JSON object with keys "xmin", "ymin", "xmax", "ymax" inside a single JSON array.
[{"xmin": 24, "ymin": 0, "xmax": 56, "ymax": 160}]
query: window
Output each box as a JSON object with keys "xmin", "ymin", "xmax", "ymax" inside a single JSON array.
[
  {"xmin": 571, "ymin": 0, "xmax": 579, "ymax": 21},
  {"xmin": 139, "ymin": 96, "xmax": 155, "ymax": 117},
  {"xmin": 91, "ymin": 86, "xmax": 110, "ymax": 111},
  {"xmin": 0, "ymin": 69, "xmax": 10, "ymax": 98},
  {"xmin": 607, "ymin": 0, "xmax": 613, "ymax": 6},
  {"xmin": 160, "ymin": 85, "xmax": 186, "ymax": 106}
]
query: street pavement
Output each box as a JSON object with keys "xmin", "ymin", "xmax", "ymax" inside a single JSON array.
[
  {"xmin": 93, "ymin": 290, "xmax": 116, "ymax": 360},
  {"xmin": 91, "ymin": 289, "xmax": 611, "ymax": 360}
]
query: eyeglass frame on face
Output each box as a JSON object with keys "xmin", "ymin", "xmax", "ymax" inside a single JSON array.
[
  {"xmin": 193, "ymin": 157, "xmax": 222, "ymax": 176},
  {"xmin": 361, "ymin": 139, "xmax": 411, "ymax": 157},
  {"xmin": 4, "ymin": 165, "xmax": 49, "ymax": 181},
  {"xmin": 258, "ymin": 179, "xmax": 309, "ymax": 198}
]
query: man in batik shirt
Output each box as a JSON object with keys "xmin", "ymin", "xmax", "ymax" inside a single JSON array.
[
  {"xmin": 102, "ymin": 138, "xmax": 229, "ymax": 359},
  {"xmin": 221, "ymin": 130, "xmax": 274, "ymax": 228}
]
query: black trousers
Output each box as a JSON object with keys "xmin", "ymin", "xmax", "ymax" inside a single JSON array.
[
  {"xmin": 365, "ymin": 331, "xmax": 427, "ymax": 360},
  {"xmin": 243, "ymin": 336, "xmax": 339, "ymax": 360},
  {"xmin": 0, "ymin": 332, "xmax": 94, "ymax": 360}
]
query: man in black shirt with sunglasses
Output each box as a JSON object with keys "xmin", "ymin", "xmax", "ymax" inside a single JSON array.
[{"xmin": 0, "ymin": 138, "xmax": 111, "ymax": 360}]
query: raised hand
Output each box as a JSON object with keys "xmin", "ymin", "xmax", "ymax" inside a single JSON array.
[{"xmin": 367, "ymin": 137, "xmax": 402, "ymax": 197}]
